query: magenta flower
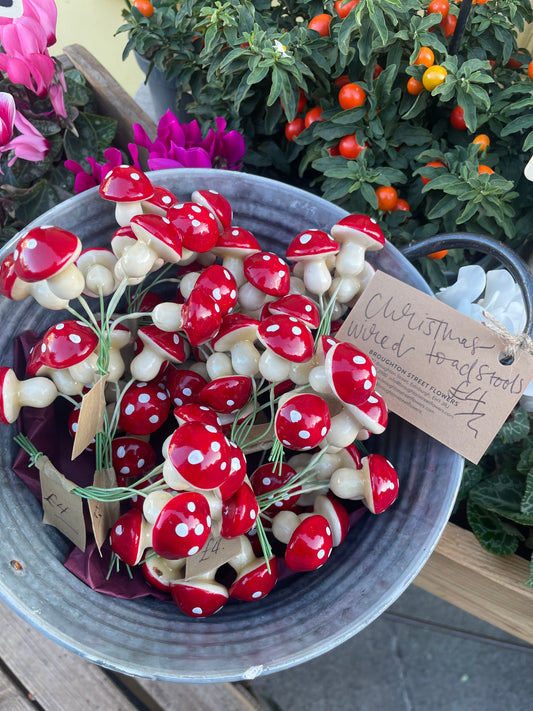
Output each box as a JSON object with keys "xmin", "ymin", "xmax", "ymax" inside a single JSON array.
[
  {"xmin": 130, "ymin": 111, "xmax": 246, "ymax": 171},
  {"xmin": 0, "ymin": 90, "xmax": 49, "ymax": 169},
  {"xmin": 65, "ymin": 147, "xmax": 123, "ymax": 194}
]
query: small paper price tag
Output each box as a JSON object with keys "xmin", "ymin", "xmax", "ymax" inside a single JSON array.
[
  {"xmin": 185, "ymin": 520, "xmax": 242, "ymax": 579},
  {"xmin": 88, "ymin": 467, "xmax": 121, "ymax": 554},
  {"xmin": 71, "ymin": 375, "xmax": 106, "ymax": 460},
  {"xmin": 336, "ymin": 270, "xmax": 533, "ymax": 464},
  {"xmin": 37, "ymin": 456, "xmax": 86, "ymax": 551}
]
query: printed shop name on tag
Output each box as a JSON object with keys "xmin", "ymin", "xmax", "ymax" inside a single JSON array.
[{"xmin": 336, "ymin": 271, "xmax": 533, "ymax": 464}]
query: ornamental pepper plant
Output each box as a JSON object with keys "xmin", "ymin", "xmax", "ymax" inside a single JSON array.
[{"xmin": 119, "ymin": 0, "xmax": 533, "ymax": 286}]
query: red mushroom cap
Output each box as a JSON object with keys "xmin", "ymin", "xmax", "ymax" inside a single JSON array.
[
  {"xmin": 218, "ymin": 441, "xmax": 247, "ymax": 500},
  {"xmin": 327, "ymin": 342, "xmax": 377, "ymax": 406},
  {"xmin": 330, "ymin": 213, "xmax": 385, "ymax": 251},
  {"xmin": 13, "ymin": 226, "xmax": 81, "ymax": 282},
  {"xmin": 268, "ymin": 293, "xmax": 320, "ymax": 329},
  {"xmin": 152, "ymin": 491, "xmax": 212, "ymax": 559},
  {"xmin": 347, "ymin": 390, "xmax": 388, "ymax": 435},
  {"xmin": 38, "ymin": 320, "xmax": 98, "ymax": 369},
  {"xmin": 118, "ymin": 381, "xmax": 170, "ymax": 435},
  {"xmin": 214, "ymin": 226, "xmax": 260, "ymax": 257},
  {"xmin": 313, "ymin": 493, "xmax": 350, "ymax": 547},
  {"xmin": 274, "ymin": 393, "xmax": 331, "ymax": 450},
  {"xmin": 167, "ymin": 201, "xmax": 219, "ymax": 253},
  {"xmin": 129, "ymin": 213, "xmax": 183, "ymax": 262},
  {"xmin": 198, "ymin": 375, "xmax": 253, "ymax": 414},
  {"xmin": 0, "ymin": 252, "xmax": 29, "ymax": 300},
  {"xmin": 167, "ymin": 421, "xmax": 231, "ymax": 489},
  {"xmin": 99, "ymin": 165, "xmax": 154, "ymax": 203},
  {"xmin": 181, "ymin": 289, "xmax": 222, "ymax": 347},
  {"xmin": 142, "ymin": 184, "xmax": 178, "ymax": 215},
  {"xmin": 211, "ymin": 312, "xmax": 259, "ymax": 351},
  {"xmin": 249, "ymin": 461, "xmax": 300, "ymax": 515},
  {"xmin": 194, "ymin": 264, "xmax": 238, "ymax": 317},
  {"xmin": 165, "ymin": 367, "xmax": 207, "ymax": 407},
  {"xmin": 112, "ymin": 436, "xmax": 157, "ymax": 482},
  {"xmin": 284, "ymin": 514, "xmax": 333, "ymax": 572},
  {"xmin": 363, "ymin": 453, "xmax": 399, "ymax": 514},
  {"xmin": 243, "ymin": 251, "xmax": 291, "ymax": 297},
  {"xmin": 109, "ymin": 508, "xmax": 148, "ymax": 567},
  {"xmin": 220, "ymin": 481, "xmax": 259, "ymax": 538},
  {"xmin": 137, "ymin": 324, "xmax": 188, "ymax": 364},
  {"xmin": 229, "ymin": 555, "xmax": 278, "ymax": 601},
  {"xmin": 173, "ymin": 402, "xmax": 222, "ymax": 429},
  {"xmin": 257, "ymin": 314, "xmax": 314, "ymax": 363},
  {"xmin": 170, "ymin": 579, "xmax": 228, "ymax": 618},
  {"xmin": 191, "ymin": 189, "xmax": 233, "ymax": 232},
  {"xmin": 286, "ymin": 229, "xmax": 340, "ymax": 260}
]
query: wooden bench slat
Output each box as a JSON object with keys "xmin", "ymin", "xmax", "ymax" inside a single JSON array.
[{"xmin": 0, "ymin": 674, "xmax": 36, "ymax": 711}]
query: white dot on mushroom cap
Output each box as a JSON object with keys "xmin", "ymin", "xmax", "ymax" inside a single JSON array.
[
  {"xmin": 227, "ymin": 399, "xmax": 235, "ymax": 407},
  {"xmin": 149, "ymin": 415, "xmax": 160, "ymax": 423},
  {"xmin": 353, "ymin": 356, "xmax": 367, "ymax": 365},
  {"xmin": 137, "ymin": 459, "xmax": 145, "ymax": 468},
  {"xmin": 192, "ymin": 205, "xmax": 202, "ymax": 213},
  {"xmin": 26, "ymin": 238, "xmax": 39, "ymax": 250},
  {"xmin": 321, "ymin": 426, "xmax": 328, "ymax": 436},
  {"xmin": 157, "ymin": 391, "xmax": 168, "ymax": 400},
  {"xmin": 283, "ymin": 439, "xmax": 291, "ymax": 446},
  {"xmin": 278, "ymin": 270, "xmax": 286, "ymax": 278},
  {"xmin": 125, "ymin": 404, "xmax": 135, "ymax": 415},
  {"xmin": 299, "ymin": 233, "xmax": 312, "ymax": 244},
  {"xmin": 173, "ymin": 334, "xmax": 180, "ymax": 344},
  {"xmin": 120, "ymin": 466, "xmax": 130, "ymax": 474},
  {"xmin": 200, "ymin": 406, "xmax": 210, "ymax": 411},
  {"xmin": 41, "ymin": 343, "xmax": 47, "ymax": 353},
  {"xmin": 221, "ymin": 461, "xmax": 227, "ymax": 470},
  {"xmin": 13, "ymin": 249, "xmax": 19, "ymax": 260},
  {"xmin": 289, "ymin": 317, "xmax": 298, "ymax": 323},
  {"xmin": 289, "ymin": 410, "xmax": 302, "ymax": 423},
  {"xmin": 137, "ymin": 382, "xmax": 147, "ymax": 387},
  {"xmin": 211, "ymin": 441, "xmax": 221, "ymax": 452},
  {"xmin": 174, "ymin": 397, "xmax": 183, "ymax": 406},
  {"xmin": 305, "ymin": 305, "xmax": 312, "ymax": 312},
  {"xmin": 182, "ymin": 387, "xmax": 192, "ymax": 397},
  {"xmin": 213, "ymin": 288, "xmax": 222, "ymax": 300},
  {"xmin": 72, "ymin": 422, "xmax": 78, "ymax": 432},
  {"xmin": 69, "ymin": 334, "xmax": 81, "ymax": 344},
  {"xmin": 195, "ymin": 523, "xmax": 204, "ymax": 536},
  {"xmin": 371, "ymin": 365, "xmax": 376, "ymax": 376},
  {"xmin": 187, "ymin": 501, "xmax": 196, "ymax": 512},
  {"xmin": 117, "ymin": 446, "xmax": 126, "ymax": 458},
  {"xmin": 250, "ymin": 509, "xmax": 256, "ymax": 520},
  {"xmin": 188, "ymin": 546, "xmax": 200, "ymax": 556},
  {"xmin": 317, "ymin": 549, "xmax": 325, "ymax": 559},
  {"xmin": 205, "ymin": 425, "xmax": 217, "ymax": 433},
  {"xmin": 299, "ymin": 430, "xmax": 310, "ymax": 439},
  {"xmin": 162, "ymin": 217, "xmax": 170, "ymax": 224},
  {"xmin": 191, "ymin": 219, "xmax": 201, "ymax": 228},
  {"xmin": 162, "ymin": 196, "xmax": 172, "ymax": 204},
  {"xmin": 230, "ymin": 289, "xmax": 237, "ymax": 299},
  {"xmin": 262, "ymin": 477, "xmax": 271, "ymax": 486},
  {"xmin": 368, "ymin": 396, "xmax": 378, "ymax": 404},
  {"xmin": 214, "ymin": 303, "xmax": 220, "ymax": 313},
  {"xmin": 138, "ymin": 393, "xmax": 150, "ymax": 403},
  {"xmin": 207, "ymin": 515, "xmax": 211, "ymax": 526},
  {"xmin": 292, "ymin": 326, "xmax": 302, "ymax": 335},
  {"xmin": 252, "ymin": 591, "xmax": 262, "ymax": 599},
  {"xmin": 275, "ymin": 501, "xmax": 283, "ymax": 507},
  {"xmin": 364, "ymin": 380, "xmax": 373, "ymax": 390},
  {"xmin": 188, "ymin": 450, "xmax": 204, "ymax": 465},
  {"xmin": 232, "ymin": 229, "xmax": 239, "ymax": 236},
  {"xmin": 192, "ymin": 606, "xmax": 203, "ymax": 615},
  {"xmin": 131, "ymin": 172, "xmax": 141, "ymax": 181},
  {"xmin": 115, "ymin": 524, "xmax": 123, "ymax": 535},
  {"xmin": 231, "ymin": 457, "xmax": 241, "ymax": 471},
  {"xmin": 223, "ymin": 269, "xmax": 231, "ymax": 280},
  {"xmin": 266, "ymin": 324, "xmax": 280, "ymax": 333},
  {"xmin": 175, "ymin": 523, "xmax": 189, "ymax": 537}
]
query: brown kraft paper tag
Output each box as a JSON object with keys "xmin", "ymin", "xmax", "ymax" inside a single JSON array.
[
  {"xmin": 335, "ymin": 270, "xmax": 533, "ymax": 464},
  {"xmin": 37, "ymin": 456, "xmax": 86, "ymax": 551},
  {"xmin": 71, "ymin": 375, "xmax": 106, "ymax": 460},
  {"xmin": 185, "ymin": 519, "xmax": 242, "ymax": 579},
  {"xmin": 88, "ymin": 467, "xmax": 121, "ymax": 555}
]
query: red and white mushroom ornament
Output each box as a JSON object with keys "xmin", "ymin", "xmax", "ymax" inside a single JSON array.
[
  {"xmin": 329, "ymin": 452, "xmax": 399, "ymax": 514},
  {"xmin": 0, "ymin": 366, "xmax": 58, "ymax": 424},
  {"xmin": 99, "ymin": 164, "xmax": 155, "ymax": 227}
]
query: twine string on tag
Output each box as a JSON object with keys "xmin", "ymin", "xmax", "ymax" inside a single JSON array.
[{"xmin": 481, "ymin": 310, "xmax": 533, "ymax": 359}]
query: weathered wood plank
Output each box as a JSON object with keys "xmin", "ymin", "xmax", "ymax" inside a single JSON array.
[
  {"xmin": 415, "ymin": 522, "xmax": 533, "ymax": 645},
  {"xmin": 62, "ymin": 43, "xmax": 158, "ymax": 149},
  {"xmin": 0, "ymin": 598, "xmax": 140, "ymax": 711},
  {"xmin": 115, "ymin": 674, "xmax": 265, "ymax": 711},
  {"xmin": 0, "ymin": 672, "xmax": 36, "ymax": 711}
]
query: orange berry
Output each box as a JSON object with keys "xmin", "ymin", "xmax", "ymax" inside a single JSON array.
[
  {"xmin": 304, "ymin": 107, "xmax": 324, "ymax": 128},
  {"xmin": 375, "ymin": 186, "xmax": 398, "ymax": 212},
  {"xmin": 414, "ymin": 47, "xmax": 435, "ymax": 68},
  {"xmin": 478, "ymin": 165, "xmax": 494, "ymax": 175},
  {"xmin": 133, "ymin": 0, "xmax": 154, "ymax": 16},
  {"xmin": 338, "ymin": 134, "xmax": 367, "ymax": 159},
  {"xmin": 395, "ymin": 199, "xmax": 411, "ymax": 212},
  {"xmin": 528, "ymin": 61, "xmax": 533, "ymax": 81},
  {"xmin": 428, "ymin": 0, "xmax": 449, "ymax": 18},
  {"xmin": 473, "ymin": 134, "xmax": 490, "ymax": 151},
  {"xmin": 407, "ymin": 77, "xmax": 424, "ymax": 95},
  {"xmin": 421, "ymin": 161, "xmax": 446, "ymax": 185},
  {"xmin": 334, "ymin": 0, "xmax": 359, "ymax": 18},
  {"xmin": 338, "ymin": 82, "xmax": 366, "ymax": 109},
  {"xmin": 308, "ymin": 13, "xmax": 333, "ymax": 37},
  {"xmin": 428, "ymin": 249, "xmax": 449, "ymax": 260}
]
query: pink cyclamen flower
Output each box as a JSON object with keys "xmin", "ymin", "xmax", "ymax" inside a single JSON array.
[
  {"xmin": 0, "ymin": 16, "xmax": 55, "ymax": 98},
  {"xmin": 0, "ymin": 0, "xmax": 58, "ymax": 47},
  {"xmin": 65, "ymin": 147, "xmax": 124, "ymax": 195},
  {"xmin": 0, "ymin": 90, "xmax": 49, "ymax": 169}
]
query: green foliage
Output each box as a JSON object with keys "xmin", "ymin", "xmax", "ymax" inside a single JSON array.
[
  {"xmin": 0, "ymin": 70, "xmax": 118, "ymax": 240},
  {"xmin": 120, "ymin": 0, "xmax": 533, "ymax": 252}
]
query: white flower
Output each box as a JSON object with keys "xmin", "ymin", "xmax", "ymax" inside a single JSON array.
[{"xmin": 273, "ymin": 40, "xmax": 289, "ymax": 57}]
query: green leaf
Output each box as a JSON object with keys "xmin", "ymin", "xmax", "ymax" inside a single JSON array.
[
  {"xmin": 426, "ymin": 193, "xmax": 459, "ymax": 220},
  {"xmin": 501, "ymin": 114, "xmax": 533, "ymax": 137},
  {"xmin": 501, "ymin": 408, "xmax": 530, "ymax": 444},
  {"xmin": 526, "ymin": 554, "xmax": 533, "ymax": 588},
  {"xmin": 14, "ymin": 180, "xmax": 62, "ymax": 225},
  {"xmin": 466, "ymin": 499, "xmax": 521, "ymax": 556}
]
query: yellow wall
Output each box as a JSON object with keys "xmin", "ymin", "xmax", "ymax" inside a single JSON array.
[{"xmin": 54, "ymin": 0, "xmax": 143, "ymax": 96}]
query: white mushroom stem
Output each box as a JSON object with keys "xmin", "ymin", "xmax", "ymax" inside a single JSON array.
[
  {"xmin": 129, "ymin": 345, "xmax": 168, "ymax": 382},
  {"xmin": 151, "ymin": 302, "xmax": 183, "ymax": 332},
  {"xmin": 221, "ymin": 256, "xmax": 247, "ymax": 288},
  {"xmin": 46, "ymin": 263, "xmax": 85, "ymax": 301},
  {"xmin": 301, "ymin": 257, "xmax": 334, "ymax": 297},
  {"xmin": 69, "ymin": 352, "xmax": 99, "ymax": 385},
  {"xmin": 84, "ymin": 263, "xmax": 117, "ymax": 297},
  {"xmin": 115, "ymin": 240, "xmax": 160, "ymax": 281},
  {"xmin": 1, "ymin": 370, "xmax": 58, "ymax": 423},
  {"xmin": 335, "ymin": 240, "xmax": 367, "ymax": 278},
  {"xmin": 329, "ymin": 461, "xmax": 372, "ymax": 502},
  {"xmin": 313, "ymin": 494, "xmax": 345, "ymax": 547},
  {"xmin": 288, "ymin": 275, "xmax": 306, "ymax": 295},
  {"xmin": 143, "ymin": 552, "xmax": 186, "ymax": 584},
  {"xmin": 38, "ymin": 366, "xmax": 84, "ymax": 396},
  {"xmin": 238, "ymin": 282, "xmax": 269, "ymax": 313},
  {"xmin": 325, "ymin": 408, "xmax": 361, "ymax": 449},
  {"xmin": 115, "ymin": 200, "xmax": 144, "ymax": 228},
  {"xmin": 143, "ymin": 490, "xmax": 176, "ymax": 525},
  {"xmin": 258, "ymin": 349, "xmax": 292, "ymax": 382},
  {"xmin": 227, "ymin": 536, "xmax": 262, "ymax": 575},
  {"xmin": 206, "ymin": 352, "xmax": 234, "ymax": 380},
  {"xmin": 289, "ymin": 355, "xmax": 318, "ymax": 386},
  {"xmin": 107, "ymin": 346, "xmax": 126, "ymax": 382},
  {"xmin": 179, "ymin": 271, "xmax": 200, "ymax": 300},
  {"xmin": 308, "ymin": 365, "xmax": 331, "ymax": 395},
  {"xmin": 162, "ymin": 457, "xmax": 194, "ymax": 492},
  {"xmin": 329, "ymin": 274, "xmax": 361, "ymax": 304},
  {"xmin": 27, "ymin": 281, "xmax": 69, "ymax": 310}
]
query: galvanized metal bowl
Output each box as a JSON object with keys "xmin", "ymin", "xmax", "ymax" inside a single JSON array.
[{"xmin": 0, "ymin": 169, "xmax": 463, "ymax": 682}]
